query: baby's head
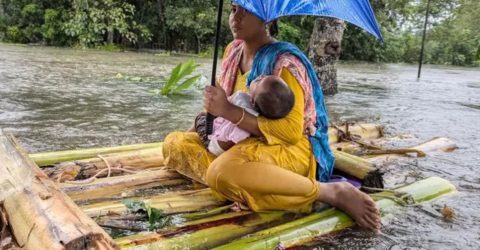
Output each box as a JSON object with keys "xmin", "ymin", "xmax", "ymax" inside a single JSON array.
[{"xmin": 250, "ymin": 75, "xmax": 295, "ymax": 119}]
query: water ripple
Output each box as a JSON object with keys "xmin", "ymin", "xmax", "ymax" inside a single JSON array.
[{"xmin": 1, "ymin": 44, "xmax": 479, "ymax": 249}]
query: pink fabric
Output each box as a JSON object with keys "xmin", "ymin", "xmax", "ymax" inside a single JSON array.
[
  {"xmin": 218, "ymin": 40, "xmax": 317, "ymax": 133},
  {"xmin": 210, "ymin": 93, "xmax": 257, "ymax": 144},
  {"xmin": 211, "ymin": 117, "xmax": 251, "ymax": 143}
]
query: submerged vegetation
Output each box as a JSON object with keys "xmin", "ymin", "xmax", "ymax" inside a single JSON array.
[
  {"xmin": 0, "ymin": 0, "xmax": 478, "ymax": 66},
  {"xmin": 154, "ymin": 60, "xmax": 203, "ymax": 96},
  {"xmin": 116, "ymin": 60, "xmax": 203, "ymax": 96},
  {"xmin": 123, "ymin": 200, "xmax": 168, "ymax": 230}
]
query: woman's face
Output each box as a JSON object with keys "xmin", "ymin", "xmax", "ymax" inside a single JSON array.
[{"xmin": 229, "ymin": 4, "xmax": 265, "ymax": 41}]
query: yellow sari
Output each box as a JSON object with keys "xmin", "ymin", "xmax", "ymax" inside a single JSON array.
[{"xmin": 163, "ymin": 67, "xmax": 319, "ymax": 213}]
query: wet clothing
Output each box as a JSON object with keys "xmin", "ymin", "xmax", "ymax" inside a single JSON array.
[{"xmin": 163, "ymin": 40, "xmax": 332, "ymax": 212}]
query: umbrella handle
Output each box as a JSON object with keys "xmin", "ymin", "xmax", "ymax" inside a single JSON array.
[
  {"xmin": 206, "ymin": 113, "xmax": 215, "ymax": 135},
  {"xmin": 206, "ymin": 0, "xmax": 224, "ymax": 135}
]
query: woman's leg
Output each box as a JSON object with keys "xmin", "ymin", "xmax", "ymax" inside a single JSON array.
[
  {"xmin": 205, "ymin": 145, "xmax": 381, "ymax": 230},
  {"xmin": 163, "ymin": 131, "xmax": 216, "ymax": 184},
  {"xmin": 205, "ymin": 145, "xmax": 319, "ymax": 213}
]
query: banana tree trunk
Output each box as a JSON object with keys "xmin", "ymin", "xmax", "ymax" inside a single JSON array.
[
  {"xmin": 81, "ymin": 188, "xmax": 226, "ymax": 218},
  {"xmin": 62, "ymin": 168, "xmax": 188, "ymax": 202},
  {"xmin": 308, "ymin": 17, "xmax": 346, "ymax": 95},
  {"xmin": 214, "ymin": 177, "xmax": 456, "ymax": 249},
  {"xmin": 333, "ymin": 149, "xmax": 383, "ymax": 188},
  {"xmin": 30, "ymin": 142, "xmax": 163, "ymax": 167},
  {"xmin": 42, "ymin": 147, "xmax": 164, "ymax": 182},
  {"xmin": 1, "ymin": 133, "xmax": 118, "ymax": 250}
]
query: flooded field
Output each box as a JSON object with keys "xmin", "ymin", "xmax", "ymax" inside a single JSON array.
[{"xmin": 0, "ymin": 43, "xmax": 479, "ymax": 249}]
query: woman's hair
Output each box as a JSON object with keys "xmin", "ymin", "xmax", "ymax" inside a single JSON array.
[
  {"xmin": 267, "ymin": 20, "xmax": 278, "ymax": 38},
  {"xmin": 255, "ymin": 78, "xmax": 294, "ymax": 119}
]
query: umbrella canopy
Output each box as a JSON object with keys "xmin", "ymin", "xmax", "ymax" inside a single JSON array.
[{"xmin": 232, "ymin": 0, "xmax": 383, "ymax": 42}]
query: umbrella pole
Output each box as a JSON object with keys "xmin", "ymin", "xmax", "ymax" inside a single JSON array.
[
  {"xmin": 206, "ymin": 0, "xmax": 225, "ymax": 134},
  {"xmin": 417, "ymin": 0, "xmax": 431, "ymax": 79}
]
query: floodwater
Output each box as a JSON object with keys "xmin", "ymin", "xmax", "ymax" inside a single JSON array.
[{"xmin": 0, "ymin": 43, "xmax": 479, "ymax": 249}]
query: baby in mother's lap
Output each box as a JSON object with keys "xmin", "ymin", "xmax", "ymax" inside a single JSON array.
[{"xmin": 195, "ymin": 75, "xmax": 294, "ymax": 155}]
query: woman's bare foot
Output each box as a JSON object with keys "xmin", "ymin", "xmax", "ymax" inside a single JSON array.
[{"xmin": 317, "ymin": 182, "xmax": 381, "ymax": 232}]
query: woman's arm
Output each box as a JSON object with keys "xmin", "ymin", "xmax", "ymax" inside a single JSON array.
[
  {"xmin": 203, "ymin": 87, "xmax": 263, "ymax": 136},
  {"xmin": 204, "ymin": 68, "xmax": 305, "ymax": 144},
  {"xmin": 223, "ymin": 105, "xmax": 263, "ymax": 136}
]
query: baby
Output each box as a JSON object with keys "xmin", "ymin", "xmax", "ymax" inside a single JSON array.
[{"xmin": 195, "ymin": 75, "xmax": 295, "ymax": 155}]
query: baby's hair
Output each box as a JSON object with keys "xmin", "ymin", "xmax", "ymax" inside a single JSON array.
[{"xmin": 255, "ymin": 78, "xmax": 294, "ymax": 119}]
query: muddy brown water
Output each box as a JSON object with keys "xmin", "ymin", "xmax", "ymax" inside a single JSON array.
[{"xmin": 1, "ymin": 43, "xmax": 479, "ymax": 249}]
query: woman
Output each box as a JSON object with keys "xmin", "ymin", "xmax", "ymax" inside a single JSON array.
[{"xmin": 163, "ymin": 3, "xmax": 380, "ymax": 231}]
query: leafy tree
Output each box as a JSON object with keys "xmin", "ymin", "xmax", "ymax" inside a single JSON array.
[
  {"xmin": 163, "ymin": 0, "xmax": 230, "ymax": 53},
  {"xmin": 427, "ymin": 0, "xmax": 479, "ymax": 65},
  {"xmin": 63, "ymin": 0, "xmax": 151, "ymax": 48},
  {"xmin": 341, "ymin": 0, "xmax": 464, "ymax": 64},
  {"xmin": 277, "ymin": 17, "xmax": 314, "ymax": 51},
  {"xmin": 41, "ymin": 8, "xmax": 67, "ymax": 45},
  {"xmin": 0, "ymin": 0, "xmax": 477, "ymax": 66}
]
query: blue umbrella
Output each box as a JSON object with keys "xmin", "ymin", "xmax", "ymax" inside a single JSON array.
[
  {"xmin": 206, "ymin": 0, "xmax": 383, "ymax": 134},
  {"xmin": 232, "ymin": 0, "xmax": 383, "ymax": 41}
]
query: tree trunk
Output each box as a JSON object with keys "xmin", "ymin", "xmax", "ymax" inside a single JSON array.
[
  {"xmin": 0, "ymin": 0, "xmax": 4, "ymax": 18},
  {"xmin": 107, "ymin": 30, "xmax": 114, "ymax": 44},
  {"xmin": 195, "ymin": 34, "xmax": 201, "ymax": 54},
  {"xmin": 157, "ymin": 0, "xmax": 167, "ymax": 48},
  {"xmin": 308, "ymin": 17, "xmax": 346, "ymax": 95}
]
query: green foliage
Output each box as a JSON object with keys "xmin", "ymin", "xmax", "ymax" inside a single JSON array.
[
  {"xmin": 425, "ymin": 0, "xmax": 479, "ymax": 66},
  {"xmin": 277, "ymin": 22, "xmax": 302, "ymax": 48},
  {"xmin": 20, "ymin": 3, "xmax": 43, "ymax": 42},
  {"xmin": 122, "ymin": 200, "xmax": 169, "ymax": 230},
  {"xmin": 156, "ymin": 60, "xmax": 202, "ymax": 96},
  {"xmin": 146, "ymin": 205, "xmax": 165, "ymax": 230},
  {"xmin": 340, "ymin": 0, "xmax": 478, "ymax": 66},
  {"xmin": 63, "ymin": 0, "xmax": 147, "ymax": 48},
  {"xmin": 117, "ymin": 60, "xmax": 203, "ymax": 95},
  {"xmin": 97, "ymin": 43, "xmax": 124, "ymax": 52},
  {"xmin": 21, "ymin": 3, "xmax": 41, "ymax": 19},
  {"xmin": 134, "ymin": 24, "xmax": 153, "ymax": 45},
  {"xmin": 199, "ymin": 46, "xmax": 215, "ymax": 58},
  {"xmin": 5, "ymin": 26, "xmax": 24, "ymax": 42},
  {"xmin": 0, "ymin": 21, "xmax": 5, "ymax": 41},
  {"xmin": 0, "ymin": 0, "xmax": 477, "ymax": 66},
  {"xmin": 276, "ymin": 17, "xmax": 314, "ymax": 51},
  {"xmin": 41, "ymin": 9, "xmax": 68, "ymax": 45},
  {"xmin": 122, "ymin": 199, "xmax": 146, "ymax": 213},
  {"xmin": 164, "ymin": 0, "xmax": 230, "ymax": 53}
]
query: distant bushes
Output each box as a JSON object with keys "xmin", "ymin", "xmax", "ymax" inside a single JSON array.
[{"xmin": 0, "ymin": 0, "xmax": 477, "ymax": 66}]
